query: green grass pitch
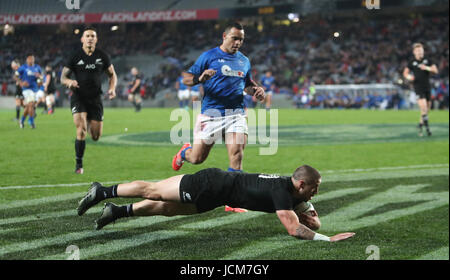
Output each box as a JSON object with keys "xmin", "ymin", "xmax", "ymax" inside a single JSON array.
[{"xmin": 0, "ymin": 107, "xmax": 448, "ymax": 260}]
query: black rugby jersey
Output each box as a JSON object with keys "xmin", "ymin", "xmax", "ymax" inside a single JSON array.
[
  {"xmin": 65, "ymin": 47, "xmax": 111, "ymax": 99},
  {"xmin": 183, "ymin": 168, "xmax": 303, "ymax": 213},
  {"xmin": 407, "ymin": 57, "xmax": 433, "ymax": 90}
]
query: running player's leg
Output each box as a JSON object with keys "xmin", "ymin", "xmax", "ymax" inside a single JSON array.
[
  {"xmin": 86, "ymin": 99, "xmax": 104, "ymax": 141},
  {"xmin": 417, "ymin": 97, "xmax": 431, "ymax": 136},
  {"xmin": 224, "ymin": 133, "xmax": 249, "ymax": 212},
  {"xmin": 73, "ymin": 112, "xmax": 88, "ymax": 173},
  {"xmin": 134, "ymin": 94, "xmax": 142, "ymax": 112},
  {"xmin": 184, "ymin": 140, "xmax": 215, "ymax": 164},
  {"xmin": 88, "ymin": 120, "xmax": 103, "ymax": 141},
  {"xmin": 265, "ymin": 93, "xmax": 272, "ymax": 111},
  {"xmin": 225, "ymin": 132, "xmax": 247, "ymax": 171},
  {"xmin": 14, "ymin": 98, "xmax": 22, "ymax": 121}
]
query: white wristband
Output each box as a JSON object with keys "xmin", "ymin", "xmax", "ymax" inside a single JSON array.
[{"xmin": 313, "ymin": 233, "xmax": 331, "ymax": 242}]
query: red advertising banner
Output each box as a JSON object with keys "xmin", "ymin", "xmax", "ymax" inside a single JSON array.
[{"xmin": 0, "ymin": 9, "xmax": 219, "ymax": 25}]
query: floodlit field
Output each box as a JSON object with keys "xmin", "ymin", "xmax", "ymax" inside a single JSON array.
[{"xmin": 0, "ymin": 108, "xmax": 448, "ymax": 260}]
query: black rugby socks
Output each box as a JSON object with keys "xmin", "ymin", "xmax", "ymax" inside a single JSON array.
[{"xmin": 75, "ymin": 139, "xmax": 86, "ymax": 168}]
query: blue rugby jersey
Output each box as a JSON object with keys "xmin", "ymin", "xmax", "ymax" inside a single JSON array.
[
  {"xmin": 187, "ymin": 47, "xmax": 253, "ymax": 116},
  {"xmin": 16, "ymin": 64, "xmax": 42, "ymax": 92}
]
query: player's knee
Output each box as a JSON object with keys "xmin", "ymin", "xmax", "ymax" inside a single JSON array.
[
  {"xmin": 161, "ymin": 203, "xmax": 177, "ymax": 217},
  {"xmin": 189, "ymin": 154, "xmax": 206, "ymax": 164},
  {"xmin": 77, "ymin": 127, "xmax": 87, "ymax": 139},
  {"xmin": 91, "ymin": 133, "xmax": 101, "ymax": 141},
  {"xmin": 142, "ymin": 182, "xmax": 162, "ymax": 200}
]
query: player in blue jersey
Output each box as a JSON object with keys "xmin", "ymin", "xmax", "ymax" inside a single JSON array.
[
  {"xmin": 260, "ymin": 70, "xmax": 275, "ymax": 111},
  {"xmin": 15, "ymin": 54, "xmax": 42, "ymax": 129},
  {"xmin": 175, "ymin": 75, "xmax": 190, "ymax": 109},
  {"xmin": 171, "ymin": 23, "xmax": 265, "ymax": 212}
]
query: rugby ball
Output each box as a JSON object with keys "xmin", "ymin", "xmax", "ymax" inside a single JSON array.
[{"xmin": 294, "ymin": 201, "xmax": 315, "ymax": 216}]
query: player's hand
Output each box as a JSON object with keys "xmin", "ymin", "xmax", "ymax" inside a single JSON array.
[
  {"xmin": 107, "ymin": 89, "xmax": 116, "ymax": 100},
  {"xmin": 419, "ymin": 64, "xmax": 428, "ymax": 71},
  {"xmin": 405, "ymin": 74, "xmax": 415, "ymax": 81},
  {"xmin": 199, "ymin": 69, "xmax": 217, "ymax": 83},
  {"xmin": 329, "ymin": 232, "xmax": 355, "ymax": 242},
  {"xmin": 298, "ymin": 211, "xmax": 320, "ymax": 230},
  {"xmin": 253, "ymin": 86, "xmax": 265, "ymax": 101},
  {"xmin": 21, "ymin": 81, "xmax": 29, "ymax": 88},
  {"xmin": 66, "ymin": 80, "xmax": 79, "ymax": 89}
]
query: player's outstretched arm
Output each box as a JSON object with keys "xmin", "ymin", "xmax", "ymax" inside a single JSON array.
[{"xmin": 276, "ymin": 210, "xmax": 355, "ymax": 242}]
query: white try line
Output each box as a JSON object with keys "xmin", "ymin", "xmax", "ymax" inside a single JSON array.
[{"xmin": 0, "ymin": 163, "xmax": 448, "ymax": 190}]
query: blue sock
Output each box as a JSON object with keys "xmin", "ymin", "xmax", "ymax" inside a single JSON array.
[
  {"xmin": 28, "ymin": 116, "xmax": 34, "ymax": 124},
  {"xmin": 21, "ymin": 116, "xmax": 26, "ymax": 123},
  {"xmin": 180, "ymin": 146, "xmax": 192, "ymax": 161},
  {"xmin": 228, "ymin": 167, "xmax": 242, "ymax": 172}
]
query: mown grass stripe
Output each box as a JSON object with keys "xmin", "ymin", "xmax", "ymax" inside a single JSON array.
[
  {"xmin": 0, "ymin": 192, "xmax": 84, "ymax": 210},
  {"xmin": 180, "ymin": 211, "xmax": 265, "ymax": 230},
  {"xmin": 0, "ymin": 206, "xmax": 100, "ymax": 226},
  {"xmin": 320, "ymin": 184, "xmax": 449, "ymax": 231},
  {"xmin": 220, "ymin": 235, "xmax": 299, "ymax": 260},
  {"xmin": 0, "ymin": 215, "xmax": 186, "ymax": 257},
  {"xmin": 37, "ymin": 230, "xmax": 187, "ymax": 260},
  {"xmin": 415, "ymin": 247, "xmax": 449, "ymax": 260}
]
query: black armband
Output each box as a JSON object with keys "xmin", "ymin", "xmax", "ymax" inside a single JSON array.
[{"xmin": 193, "ymin": 75, "xmax": 200, "ymax": 85}]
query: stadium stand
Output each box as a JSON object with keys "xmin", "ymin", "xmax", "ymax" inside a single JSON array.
[{"xmin": 0, "ymin": 4, "xmax": 448, "ymax": 109}]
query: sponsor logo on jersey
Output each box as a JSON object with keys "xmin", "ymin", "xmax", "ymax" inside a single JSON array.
[
  {"xmin": 85, "ymin": 64, "xmax": 96, "ymax": 69},
  {"xmin": 77, "ymin": 60, "xmax": 84, "ymax": 65},
  {"xmin": 95, "ymin": 58, "xmax": 103, "ymax": 65},
  {"xmin": 221, "ymin": 65, "xmax": 244, "ymax": 78}
]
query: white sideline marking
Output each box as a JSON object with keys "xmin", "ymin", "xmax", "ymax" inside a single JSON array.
[{"xmin": 1, "ymin": 164, "xmax": 448, "ymax": 190}]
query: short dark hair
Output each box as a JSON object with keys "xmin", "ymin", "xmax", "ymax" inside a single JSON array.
[
  {"xmin": 26, "ymin": 53, "xmax": 34, "ymax": 58},
  {"xmin": 292, "ymin": 165, "xmax": 321, "ymax": 185},
  {"xmin": 83, "ymin": 26, "xmax": 97, "ymax": 34},
  {"xmin": 224, "ymin": 22, "xmax": 244, "ymax": 34}
]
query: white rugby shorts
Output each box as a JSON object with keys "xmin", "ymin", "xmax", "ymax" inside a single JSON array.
[
  {"xmin": 22, "ymin": 89, "xmax": 37, "ymax": 104},
  {"xmin": 178, "ymin": 89, "xmax": 190, "ymax": 100},
  {"xmin": 194, "ymin": 113, "xmax": 248, "ymax": 144}
]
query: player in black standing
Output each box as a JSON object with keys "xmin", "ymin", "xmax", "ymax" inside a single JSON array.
[
  {"xmin": 61, "ymin": 27, "xmax": 117, "ymax": 174},
  {"xmin": 127, "ymin": 67, "xmax": 142, "ymax": 112},
  {"xmin": 11, "ymin": 59, "xmax": 23, "ymax": 122},
  {"xmin": 43, "ymin": 65, "xmax": 57, "ymax": 114},
  {"xmin": 403, "ymin": 43, "xmax": 439, "ymax": 136}
]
